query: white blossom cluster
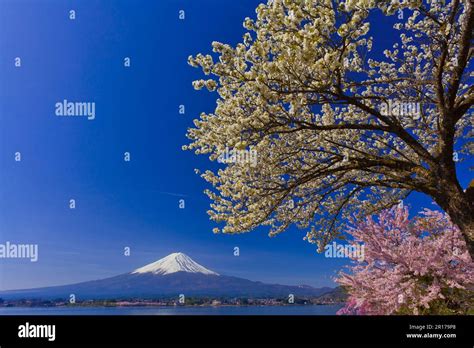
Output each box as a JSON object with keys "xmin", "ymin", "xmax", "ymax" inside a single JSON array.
[{"xmin": 184, "ymin": 0, "xmax": 473, "ymax": 251}]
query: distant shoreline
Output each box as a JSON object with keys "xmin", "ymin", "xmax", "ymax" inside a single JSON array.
[
  {"xmin": 1, "ymin": 303, "xmax": 340, "ymax": 308},
  {"xmin": 0, "ymin": 300, "xmax": 345, "ymax": 308}
]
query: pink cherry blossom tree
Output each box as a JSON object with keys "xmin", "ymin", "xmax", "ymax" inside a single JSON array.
[{"xmin": 336, "ymin": 204, "xmax": 473, "ymax": 315}]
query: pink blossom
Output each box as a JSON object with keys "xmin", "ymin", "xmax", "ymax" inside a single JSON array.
[{"xmin": 335, "ymin": 205, "xmax": 474, "ymax": 315}]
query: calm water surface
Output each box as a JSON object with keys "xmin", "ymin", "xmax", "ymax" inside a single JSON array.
[{"xmin": 0, "ymin": 304, "xmax": 342, "ymax": 315}]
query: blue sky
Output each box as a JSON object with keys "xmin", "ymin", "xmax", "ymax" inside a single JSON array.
[{"xmin": 0, "ymin": 0, "xmax": 471, "ymax": 291}]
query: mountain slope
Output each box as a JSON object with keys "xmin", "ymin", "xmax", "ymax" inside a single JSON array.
[{"xmin": 0, "ymin": 253, "xmax": 332, "ymax": 300}]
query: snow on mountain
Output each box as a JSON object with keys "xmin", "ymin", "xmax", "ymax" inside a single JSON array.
[{"xmin": 131, "ymin": 252, "xmax": 219, "ymax": 276}]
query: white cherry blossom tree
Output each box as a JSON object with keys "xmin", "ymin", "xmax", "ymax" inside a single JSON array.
[{"xmin": 185, "ymin": 0, "xmax": 474, "ymax": 256}]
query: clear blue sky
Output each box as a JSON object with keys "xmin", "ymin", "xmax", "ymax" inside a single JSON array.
[{"xmin": 0, "ymin": 0, "xmax": 471, "ymax": 291}]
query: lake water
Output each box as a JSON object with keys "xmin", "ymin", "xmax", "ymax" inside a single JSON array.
[{"xmin": 0, "ymin": 304, "xmax": 342, "ymax": 315}]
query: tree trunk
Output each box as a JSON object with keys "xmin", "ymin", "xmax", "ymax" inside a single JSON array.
[{"xmin": 435, "ymin": 181, "xmax": 474, "ymax": 259}]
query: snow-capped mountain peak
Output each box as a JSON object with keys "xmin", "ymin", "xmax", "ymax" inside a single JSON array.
[{"xmin": 132, "ymin": 252, "xmax": 219, "ymax": 276}]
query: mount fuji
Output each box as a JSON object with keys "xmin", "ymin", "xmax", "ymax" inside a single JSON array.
[
  {"xmin": 132, "ymin": 252, "xmax": 219, "ymax": 276},
  {"xmin": 0, "ymin": 252, "xmax": 332, "ymax": 300}
]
